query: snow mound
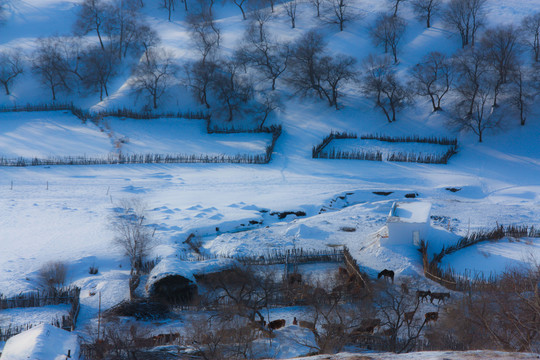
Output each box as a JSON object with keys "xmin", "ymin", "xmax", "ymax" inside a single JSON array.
[{"xmin": 1, "ymin": 323, "xmax": 79, "ymax": 360}]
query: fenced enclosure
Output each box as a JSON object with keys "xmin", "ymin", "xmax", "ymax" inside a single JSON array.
[
  {"xmin": 313, "ymin": 132, "xmax": 458, "ymax": 164},
  {"xmin": 419, "ymin": 224, "xmax": 540, "ymax": 291},
  {"xmin": 0, "ymin": 104, "xmax": 281, "ymax": 166},
  {"xmin": 0, "ymin": 287, "xmax": 81, "ymax": 341}
]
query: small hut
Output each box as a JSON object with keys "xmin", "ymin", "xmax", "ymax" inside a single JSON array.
[
  {"xmin": 146, "ymin": 258, "xmax": 198, "ymax": 304},
  {"xmin": 385, "ymin": 201, "xmax": 431, "ymax": 246}
]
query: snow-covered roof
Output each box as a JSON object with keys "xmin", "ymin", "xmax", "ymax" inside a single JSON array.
[
  {"xmin": 387, "ymin": 201, "xmax": 431, "ymax": 224},
  {"xmin": 1, "ymin": 324, "xmax": 79, "ymax": 360},
  {"xmin": 146, "ymin": 257, "xmax": 197, "ymax": 292}
]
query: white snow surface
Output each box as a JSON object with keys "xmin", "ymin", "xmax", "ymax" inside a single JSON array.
[
  {"xmin": 0, "ymin": 0, "xmax": 539, "ymax": 356},
  {"xmin": 388, "ymin": 202, "xmax": 432, "ymax": 224},
  {"xmin": 0, "ymin": 323, "xmax": 79, "ymax": 360}
]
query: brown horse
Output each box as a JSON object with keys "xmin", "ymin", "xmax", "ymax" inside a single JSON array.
[
  {"xmin": 425, "ymin": 312, "xmax": 439, "ymax": 323},
  {"xmin": 378, "ymin": 269, "xmax": 394, "ymax": 283}
]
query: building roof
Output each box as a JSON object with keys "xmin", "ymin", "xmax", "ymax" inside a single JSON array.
[{"xmin": 387, "ymin": 201, "xmax": 431, "ymax": 224}]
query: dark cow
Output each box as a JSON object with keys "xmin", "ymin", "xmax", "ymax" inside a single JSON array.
[
  {"xmin": 416, "ymin": 290, "xmax": 431, "ymax": 303},
  {"xmin": 425, "ymin": 312, "xmax": 439, "ymax": 323},
  {"xmin": 378, "ymin": 269, "xmax": 394, "ymax": 283},
  {"xmin": 430, "ymin": 292, "xmax": 451, "ymax": 304},
  {"xmin": 268, "ymin": 319, "xmax": 286, "ymax": 330}
]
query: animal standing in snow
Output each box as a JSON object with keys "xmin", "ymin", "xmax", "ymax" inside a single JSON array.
[
  {"xmin": 416, "ymin": 290, "xmax": 431, "ymax": 303},
  {"xmin": 430, "ymin": 292, "xmax": 450, "ymax": 304},
  {"xmin": 424, "ymin": 312, "xmax": 439, "ymax": 323},
  {"xmin": 378, "ymin": 269, "xmax": 395, "ymax": 283},
  {"xmin": 268, "ymin": 319, "xmax": 286, "ymax": 330}
]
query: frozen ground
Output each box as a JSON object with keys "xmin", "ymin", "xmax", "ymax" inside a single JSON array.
[{"xmin": 0, "ymin": 0, "xmax": 539, "ymax": 357}]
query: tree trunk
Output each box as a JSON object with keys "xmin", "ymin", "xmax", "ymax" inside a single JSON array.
[{"xmin": 3, "ymin": 82, "xmax": 9, "ymax": 95}]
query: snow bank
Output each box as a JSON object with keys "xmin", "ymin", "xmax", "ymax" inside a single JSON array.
[{"xmin": 1, "ymin": 323, "xmax": 79, "ymax": 360}]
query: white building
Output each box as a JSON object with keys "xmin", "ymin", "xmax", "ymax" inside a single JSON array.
[{"xmin": 385, "ymin": 201, "xmax": 431, "ymax": 246}]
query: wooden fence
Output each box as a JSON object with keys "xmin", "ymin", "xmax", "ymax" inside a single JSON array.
[
  {"xmin": 343, "ymin": 246, "xmax": 370, "ymax": 292},
  {"xmin": 235, "ymin": 248, "xmax": 344, "ymax": 266},
  {"xmin": 0, "ymin": 104, "xmax": 281, "ymax": 166},
  {"xmin": 0, "ymin": 287, "xmax": 81, "ymax": 342}
]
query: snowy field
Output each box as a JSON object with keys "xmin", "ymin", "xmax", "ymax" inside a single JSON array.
[
  {"xmin": 0, "ymin": 111, "xmax": 273, "ymax": 160},
  {"xmin": 0, "ymin": 0, "xmax": 539, "ymax": 356}
]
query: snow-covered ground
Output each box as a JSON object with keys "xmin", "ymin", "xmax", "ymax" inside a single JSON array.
[
  {"xmin": 0, "ymin": 111, "xmax": 272, "ymax": 160},
  {"xmin": 0, "ymin": 0, "xmax": 539, "ymax": 357}
]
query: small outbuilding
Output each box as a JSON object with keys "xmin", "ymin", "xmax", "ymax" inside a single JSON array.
[
  {"xmin": 1, "ymin": 323, "xmax": 79, "ymax": 360},
  {"xmin": 146, "ymin": 257, "xmax": 198, "ymax": 303},
  {"xmin": 385, "ymin": 201, "xmax": 431, "ymax": 246}
]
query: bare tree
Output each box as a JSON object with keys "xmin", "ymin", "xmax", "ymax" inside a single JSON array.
[
  {"xmin": 38, "ymin": 261, "xmax": 68, "ymax": 294},
  {"xmin": 287, "ymin": 30, "xmax": 327, "ymax": 98},
  {"xmin": 480, "ymin": 25, "xmax": 521, "ymax": 86},
  {"xmin": 388, "ymin": 0, "xmax": 406, "ymax": 17},
  {"xmin": 318, "ymin": 54, "xmax": 357, "ymax": 109},
  {"xmin": 32, "ymin": 37, "xmax": 78, "ymax": 101},
  {"xmin": 254, "ymin": 91, "xmax": 282, "ymax": 129},
  {"xmin": 249, "ymin": 6, "xmax": 273, "ymax": 42},
  {"xmin": 374, "ymin": 284, "xmax": 427, "ymax": 353},
  {"xmin": 370, "ymin": 13, "xmax": 407, "ymax": 63},
  {"xmin": 185, "ymin": 59, "xmax": 218, "ymax": 108},
  {"xmin": 310, "ymin": 0, "xmax": 323, "ymax": 17},
  {"xmin": 0, "ymin": 49, "xmax": 24, "ymax": 95},
  {"xmin": 231, "ymin": 0, "xmax": 248, "ymax": 20},
  {"xmin": 411, "ymin": 0, "xmax": 442, "ymax": 28},
  {"xmin": 111, "ymin": 198, "xmax": 155, "ymax": 300},
  {"xmin": 427, "ymin": 266, "xmax": 540, "ymax": 352},
  {"xmin": 239, "ymin": 27, "xmax": 290, "ymax": 90},
  {"xmin": 74, "ymin": 0, "xmax": 110, "ymax": 51},
  {"xmin": 324, "ymin": 0, "xmax": 358, "ymax": 32},
  {"xmin": 131, "ymin": 47, "xmax": 178, "ymax": 109},
  {"xmin": 210, "ymin": 58, "xmax": 254, "ymax": 122},
  {"xmin": 521, "ymin": 12, "xmax": 540, "ymax": 63},
  {"xmin": 282, "ymin": 0, "xmax": 297, "ymax": 29},
  {"xmin": 443, "ymin": 0, "xmax": 487, "ymax": 48},
  {"xmin": 452, "ymin": 47, "xmax": 488, "ymax": 115},
  {"xmin": 187, "ymin": 9, "xmax": 221, "ymax": 63},
  {"xmin": 409, "ymin": 51, "xmax": 453, "ymax": 111},
  {"xmin": 450, "ymin": 74, "xmax": 502, "ymax": 142},
  {"xmin": 161, "ymin": 0, "xmax": 177, "ymax": 21},
  {"xmin": 362, "ymin": 55, "xmax": 407, "ymax": 122},
  {"xmin": 81, "ymin": 45, "xmax": 119, "ymax": 100},
  {"xmin": 510, "ymin": 65, "xmax": 535, "ymax": 126}
]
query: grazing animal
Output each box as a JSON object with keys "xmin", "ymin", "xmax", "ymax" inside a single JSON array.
[
  {"xmin": 404, "ymin": 311, "xmax": 415, "ymax": 324},
  {"xmin": 356, "ymin": 318, "xmax": 381, "ymax": 334},
  {"xmin": 377, "ymin": 269, "xmax": 394, "ymax": 283},
  {"xmin": 430, "ymin": 292, "xmax": 451, "ymax": 304},
  {"xmin": 416, "ymin": 290, "xmax": 431, "ymax": 303},
  {"xmin": 268, "ymin": 319, "xmax": 286, "ymax": 330},
  {"xmin": 424, "ymin": 312, "xmax": 439, "ymax": 323},
  {"xmin": 299, "ymin": 320, "xmax": 315, "ymax": 331}
]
